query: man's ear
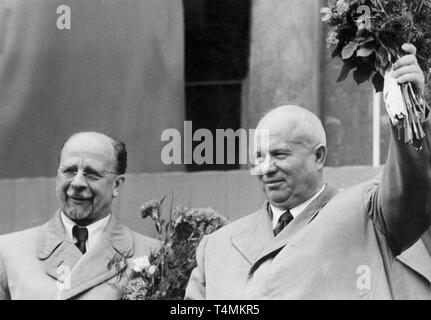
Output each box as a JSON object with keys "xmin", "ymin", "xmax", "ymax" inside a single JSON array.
[
  {"xmin": 314, "ymin": 144, "xmax": 327, "ymax": 170},
  {"xmin": 112, "ymin": 175, "xmax": 126, "ymax": 198}
]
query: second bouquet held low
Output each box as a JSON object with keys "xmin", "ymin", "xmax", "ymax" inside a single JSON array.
[{"xmin": 118, "ymin": 192, "xmax": 229, "ymax": 300}]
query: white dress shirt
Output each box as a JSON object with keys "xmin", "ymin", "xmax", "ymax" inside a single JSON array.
[
  {"xmin": 270, "ymin": 184, "xmax": 326, "ymax": 229},
  {"xmin": 61, "ymin": 212, "xmax": 111, "ymax": 252}
]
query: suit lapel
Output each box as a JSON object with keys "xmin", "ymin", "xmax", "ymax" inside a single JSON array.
[
  {"xmin": 38, "ymin": 211, "xmax": 135, "ymax": 300},
  {"xmin": 231, "ymin": 206, "xmax": 274, "ymax": 265},
  {"xmin": 250, "ymin": 185, "xmax": 338, "ymax": 274},
  {"xmin": 58, "ymin": 215, "xmax": 134, "ymax": 300},
  {"xmin": 396, "ymin": 238, "xmax": 431, "ymax": 284},
  {"xmin": 37, "ymin": 211, "xmax": 82, "ymax": 281}
]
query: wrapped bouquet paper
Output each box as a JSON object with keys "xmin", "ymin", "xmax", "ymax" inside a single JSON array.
[
  {"xmin": 111, "ymin": 192, "xmax": 229, "ymax": 300},
  {"xmin": 383, "ymin": 66, "xmax": 426, "ymax": 142},
  {"xmin": 321, "ymin": 0, "xmax": 431, "ymax": 145}
]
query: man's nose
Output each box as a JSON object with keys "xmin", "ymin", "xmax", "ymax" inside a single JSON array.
[
  {"xmin": 261, "ymin": 158, "xmax": 277, "ymax": 175},
  {"xmin": 70, "ymin": 171, "xmax": 88, "ymax": 189}
]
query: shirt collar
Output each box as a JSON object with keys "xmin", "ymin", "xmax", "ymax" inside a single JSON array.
[
  {"xmin": 270, "ymin": 184, "xmax": 326, "ymax": 228},
  {"xmin": 61, "ymin": 211, "xmax": 111, "ymax": 251}
]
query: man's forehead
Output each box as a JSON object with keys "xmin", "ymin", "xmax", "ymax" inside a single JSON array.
[
  {"xmin": 253, "ymin": 136, "xmax": 301, "ymax": 150},
  {"xmin": 60, "ymin": 151, "xmax": 114, "ymax": 163},
  {"xmin": 256, "ymin": 116, "xmax": 312, "ymax": 146},
  {"xmin": 254, "ymin": 127, "xmax": 303, "ymax": 143},
  {"xmin": 257, "ymin": 118, "xmax": 300, "ymax": 134},
  {"xmin": 60, "ymin": 133, "xmax": 116, "ymax": 164}
]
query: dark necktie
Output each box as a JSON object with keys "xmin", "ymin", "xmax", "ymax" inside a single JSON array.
[
  {"xmin": 72, "ymin": 225, "xmax": 88, "ymax": 254},
  {"xmin": 273, "ymin": 210, "xmax": 294, "ymax": 236}
]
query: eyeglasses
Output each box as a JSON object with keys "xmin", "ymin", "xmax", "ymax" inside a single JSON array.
[{"xmin": 58, "ymin": 166, "xmax": 118, "ymax": 182}]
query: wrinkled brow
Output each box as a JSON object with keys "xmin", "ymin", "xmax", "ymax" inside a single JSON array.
[{"xmin": 61, "ymin": 151, "xmax": 112, "ymax": 162}]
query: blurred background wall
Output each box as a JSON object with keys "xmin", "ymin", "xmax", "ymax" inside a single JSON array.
[{"xmin": 0, "ymin": 0, "xmax": 184, "ymax": 178}]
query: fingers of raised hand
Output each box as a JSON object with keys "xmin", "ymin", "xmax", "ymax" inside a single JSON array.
[
  {"xmin": 401, "ymin": 43, "xmax": 417, "ymax": 56},
  {"xmin": 393, "ymin": 54, "xmax": 419, "ymax": 72}
]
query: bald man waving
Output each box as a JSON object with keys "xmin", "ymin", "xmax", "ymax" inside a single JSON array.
[{"xmin": 185, "ymin": 44, "xmax": 431, "ymax": 299}]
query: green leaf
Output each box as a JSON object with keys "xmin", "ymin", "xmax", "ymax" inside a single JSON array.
[
  {"xmin": 376, "ymin": 47, "xmax": 389, "ymax": 68},
  {"xmin": 353, "ymin": 64, "xmax": 374, "ymax": 84},
  {"xmin": 337, "ymin": 25, "xmax": 357, "ymax": 41},
  {"xmin": 337, "ymin": 61, "xmax": 355, "ymax": 82},
  {"xmin": 372, "ymin": 72, "xmax": 384, "ymax": 92},
  {"xmin": 342, "ymin": 41, "xmax": 359, "ymax": 60},
  {"xmin": 359, "ymin": 36, "xmax": 374, "ymax": 46},
  {"xmin": 332, "ymin": 40, "xmax": 344, "ymax": 59},
  {"xmin": 357, "ymin": 47, "xmax": 374, "ymax": 58}
]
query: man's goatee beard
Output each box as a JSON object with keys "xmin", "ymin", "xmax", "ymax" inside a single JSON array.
[{"xmin": 62, "ymin": 203, "xmax": 94, "ymax": 221}]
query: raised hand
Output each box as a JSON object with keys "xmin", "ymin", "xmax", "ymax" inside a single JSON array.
[{"xmin": 393, "ymin": 43, "xmax": 425, "ymax": 95}]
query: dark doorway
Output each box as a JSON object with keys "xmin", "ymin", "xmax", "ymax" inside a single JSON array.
[{"xmin": 183, "ymin": 0, "xmax": 251, "ymax": 171}]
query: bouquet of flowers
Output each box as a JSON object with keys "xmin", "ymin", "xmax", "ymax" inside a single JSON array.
[
  {"xmin": 321, "ymin": 0, "xmax": 431, "ymax": 145},
  {"xmin": 120, "ymin": 193, "xmax": 229, "ymax": 300}
]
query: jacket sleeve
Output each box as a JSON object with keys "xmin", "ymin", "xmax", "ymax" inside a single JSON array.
[
  {"xmin": 0, "ymin": 251, "xmax": 10, "ymax": 300},
  {"xmin": 367, "ymin": 115, "xmax": 431, "ymax": 255},
  {"xmin": 184, "ymin": 236, "xmax": 209, "ymax": 300}
]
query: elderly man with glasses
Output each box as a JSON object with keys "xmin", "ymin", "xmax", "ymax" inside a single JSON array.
[{"xmin": 0, "ymin": 132, "xmax": 158, "ymax": 299}]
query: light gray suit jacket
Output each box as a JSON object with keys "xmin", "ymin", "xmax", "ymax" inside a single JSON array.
[
  {"xmin": 0, "ymin": 211, "xmax": 159, "ymax": 300},
  {"xmin": 186, "ymin": 121, "xmax": 431, "ymax": 300},
  {"xmin": 391, "ymin": 235, "xmax": 431, "ymax": 299}
]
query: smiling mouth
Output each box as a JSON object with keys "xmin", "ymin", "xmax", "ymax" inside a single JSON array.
[
  {"xmin": 68, "ymin": 196, "xmax": 92, "ymax": 203},
  {"xmin": 264, "ymin": 180, "xmax": 284, "ymax": 187}
]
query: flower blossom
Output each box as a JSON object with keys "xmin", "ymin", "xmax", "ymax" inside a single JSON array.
[
  {"xmin": 326, "ymin": 30, "xmax": 339, "ymax": 49},
  {"xmin": 320, "ymin": 7, "xmax": 333, "ymax": 23},
  {"xmin": 335, "ymin": 0, "xmax": 350, "ymax": 16},
  {"xmin": 147, "ymin": 265, "xmax": 158, "ymax": 276},
  {"xmin": 140, "ymin": 199, "xmax": 161, "ymax": 220},
  {"xmin": 131, "ymin": 256, "xmax": 151, "ymax": 273}
]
